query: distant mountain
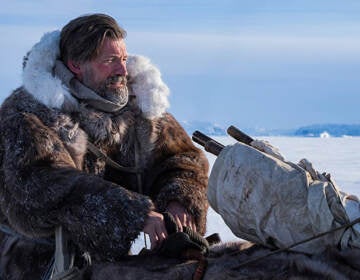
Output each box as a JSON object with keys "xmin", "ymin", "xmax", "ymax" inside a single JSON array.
[
  {"xmin": 181, "ymin": 121, "xmax": 360, "ymax": 137},
  {"xmin": 243, "ymin": 127, "xmax": 295, "ymax": 137},
  {"xmin": 180, "ymin": 121, "xmax": 226, "ymax": 136},
  {"xmin": 294, "ymin": 124, "xmax": 360, "ymax": 137},
  {"xmin": 180, "ymin": 121, "xmax": 292, "ymax": 137}
]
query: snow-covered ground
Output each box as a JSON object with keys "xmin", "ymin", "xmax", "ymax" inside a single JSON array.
[{"xmin": 132, "ymin": 136, "xmax": 360, "ymax": 253}]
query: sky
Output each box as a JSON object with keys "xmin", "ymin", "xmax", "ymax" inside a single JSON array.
[{"xmin": 1, "ymin": 0, "xmax": 360, "ymax": 130}]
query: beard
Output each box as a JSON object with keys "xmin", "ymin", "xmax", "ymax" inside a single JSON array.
[
  {"xmin": 82, "ymin": 69, "xmax": 129, "ymax": 106},
  {"xmin": 95, "ymin": 75, "xmax": 129, "ymax": 105}
]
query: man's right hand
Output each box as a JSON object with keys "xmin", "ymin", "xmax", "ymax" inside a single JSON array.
[{"xmin": 143, "ymin": 211, "xmax": 168, "ymax": 250}]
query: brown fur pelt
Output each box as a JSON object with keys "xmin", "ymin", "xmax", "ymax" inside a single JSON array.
[
  {"xmin": 0, "ymin": 32, "xmax": 209, "ymax": 278},
  {"xmin": 81, "ymin": 241, "xmax": 360, "ymax": 280}
]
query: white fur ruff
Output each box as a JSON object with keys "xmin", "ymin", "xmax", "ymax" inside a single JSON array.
[{"xmin": 22, "ymin": 31, "xmax": 170, "ymax": 119}]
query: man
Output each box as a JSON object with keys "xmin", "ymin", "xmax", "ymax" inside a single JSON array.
[{"xmin": 0, "ymin": 14, "xmax": 209, "ymax": 278}]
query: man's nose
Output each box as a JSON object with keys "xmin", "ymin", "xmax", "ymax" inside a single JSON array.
[{"xmin": 114, "ymin": 60, "xmax": 127, "ymax": 76}]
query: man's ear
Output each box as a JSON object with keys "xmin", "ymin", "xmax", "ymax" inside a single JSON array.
[{"xmin": 66, "ymin": 60, "xmax": 82, "ymax": 75}]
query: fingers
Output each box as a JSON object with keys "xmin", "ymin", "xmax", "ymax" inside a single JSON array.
[
  {"xmin": 166, "ymin": 201, "xmax": 198, "ymax": 232},
  {"xmin": 190, "ymin": 220, "xmax": 197, "ymax": 232},
  {"xmin": 186, "ymin": 215, "xmax": 196, "ymax": 232},
  {"xmin": 174, "ymin": 215, "xmax": 183, "ymax": 232},
  {"xmin": 148, "ymin": 229, "xmax": 167, "ymax": 250},
  {"xmin": 143, "ymin": 211, "xmax": 168, "ymax": 250},
  {"xmin": 148, "ymin": 232, "xmax": 158, "ymax": 250},
  {"xmin": 174, "ymin": 213, "xmax": 197, "ymax": 232}
]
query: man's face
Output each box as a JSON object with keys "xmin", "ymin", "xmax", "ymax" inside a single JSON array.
[{"xmin": 75, "ymin": 37, "xmax": 128, "ymax": 103}]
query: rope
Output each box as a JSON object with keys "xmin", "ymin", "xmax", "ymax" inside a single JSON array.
[
  {"xmin": 133, "ymin": 129, "xmax": 143, "ymax": 194},
  {"xmin": 0, "ymin": 224, "xmax": 55, "ymax": 280},
  {"xmin": 87, "ymin": 141, "xmax": 141, "ymax": 174},
  {"xmin": 231, "ymin": 217, "xmax": 360, "ymax": 270},
  {"xmin": 0, "ymin": 224, "xmax": 53, "ymax": 246},
  {"xmin": 40, "ymin": 255, "xmax": 55, "ymax": 280}
]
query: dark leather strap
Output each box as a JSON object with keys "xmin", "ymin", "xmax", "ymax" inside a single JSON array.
[{"xmin": 86, "ymin": 141, "xmax": 141, "ymax": 174}]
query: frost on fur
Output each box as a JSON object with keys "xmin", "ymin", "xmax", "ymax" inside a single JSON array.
[
  {"xmin": 127, "ymin": 55, "xmax": 170, "ymax": 119},
  {"xmin": 22, "ymin": 30, "xmax": 73, "ymax": 109}
]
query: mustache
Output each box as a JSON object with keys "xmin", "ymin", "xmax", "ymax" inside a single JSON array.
[{"xmin": 106, "ymin": 75, "xmax": 127, "ymax": 86}]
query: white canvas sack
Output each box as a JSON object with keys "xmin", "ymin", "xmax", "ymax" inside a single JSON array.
[{"xmin": 208, "ymin": 142, "xmax": 360, "ymax": 254}]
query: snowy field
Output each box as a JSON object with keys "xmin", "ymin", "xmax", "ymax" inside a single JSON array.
[{"xmin": 132, "ymin": 136, "xmax": 360, "ymax": 253}]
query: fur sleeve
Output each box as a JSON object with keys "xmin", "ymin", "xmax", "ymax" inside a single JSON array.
[
  {"xmin": 0, "ymin": 109, "xmax": 153, "ymax": 261},
  {"xmin": 150, "ymin": 113, "xmax": 209, "ymax": 235}
]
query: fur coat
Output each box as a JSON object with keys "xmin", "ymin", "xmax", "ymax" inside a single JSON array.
[{"xmin": 0, "ymin": 31, "xmax": 209, "ymax": 279}]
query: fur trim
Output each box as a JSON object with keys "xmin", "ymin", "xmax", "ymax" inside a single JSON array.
[
  {"xmin": 126, "ymin": 55, "xmax": 170, "ymax": 119},
  {"xmin": 22, "ymin": 31, "xmax": 170, "ymax": 119},
  {"xmin": 22, "ymin": 31, "xmax": 77, "ymax": 109}
]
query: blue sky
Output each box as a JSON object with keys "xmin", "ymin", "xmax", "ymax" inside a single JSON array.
[{"xmin": 1, "ymin": 0, "xmax": 360, "ymax": 130}]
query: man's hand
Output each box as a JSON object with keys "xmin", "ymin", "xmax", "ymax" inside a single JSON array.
[
  {"xmin": 166, "ymin": 201, "xmax": 196, "ymax": 232},
  {"xmin": 143, "ymin": 211, "xmax": 168, "ymax": 250}
]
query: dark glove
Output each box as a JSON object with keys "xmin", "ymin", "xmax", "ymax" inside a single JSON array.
[{"xmin": 159, "ymin": 212, "xmax": 209, "ymax": 258}]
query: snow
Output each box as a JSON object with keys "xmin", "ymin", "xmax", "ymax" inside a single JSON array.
[
  {"xmin": 320, "ymin": 131, "xmax": 330, "ymax": 138},
  {"xmin": 131, "ymin": 136, "xmax": 360, "ymax": 253}
]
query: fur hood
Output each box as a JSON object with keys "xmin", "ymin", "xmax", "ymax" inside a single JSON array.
[{"xmin": 22, "ymin": 30, "xmax": 170, "ymax": 119}]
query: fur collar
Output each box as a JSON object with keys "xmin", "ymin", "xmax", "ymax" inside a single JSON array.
[{"xmin": 22, "ymin": 31, "xmax": 170, "ymax": 119}]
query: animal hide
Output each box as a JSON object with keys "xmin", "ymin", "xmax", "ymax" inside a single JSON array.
[{"xmin": 82, "ymin": 241, "xmax": 360, "ymax": 279}]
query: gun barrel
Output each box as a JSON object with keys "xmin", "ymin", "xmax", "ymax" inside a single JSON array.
[
  {"xmin": 192, "ymin": 131, "xmax": 224, "ymax": 156},
  {"xmin": 204, "ymin": 140, "xmax": 223, "ymax": 156},
  {"xmin": 227, "ymin": 126, "xmax": 253, "ymax": 145},
  {"xmin": 192, "ymin": 126, "xmax": 253, "ymax": 155}
]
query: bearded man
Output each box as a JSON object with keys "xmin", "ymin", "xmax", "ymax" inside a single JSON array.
[{"xmin": 0, "ymin": 14, "xmax": 209, "ymax": 279}]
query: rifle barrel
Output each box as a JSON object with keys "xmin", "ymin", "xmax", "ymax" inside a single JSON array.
[
  {"xmin": 192, "ymin": 131, "xmax": 224, "ymax": 156},
  {"xmin": 204, "ymin": 140, "xmax": 223, "ymax": 156},
  {"xmin": 227, "ymin": 126, "xmax": 253, "ymax": 145}
]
